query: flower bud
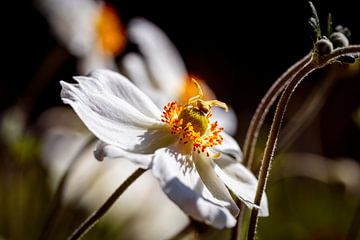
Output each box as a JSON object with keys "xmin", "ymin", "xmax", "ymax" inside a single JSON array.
[
  {"xmin": 314, "ymin": 37, "xmax": 333, "ymax": 56},
  {"xmin": 330, "ymin": 32, "xmax": 349, "ymax": 48}
]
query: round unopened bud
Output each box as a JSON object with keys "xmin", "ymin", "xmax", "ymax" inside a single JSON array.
[
  {"xmin": 330, "ymin": 32, "xmax": 349, "ymax": 48},
  {"xmin": 335, "ymin": 25, "xmax": 351, "ymax": 38},
  {"xmin": 315, "ymin": 37, "xmax": 333, "ymax": 56}
]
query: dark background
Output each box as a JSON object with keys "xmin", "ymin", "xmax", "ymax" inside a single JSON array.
[{"xmin": 3, "ymin": 0, "xmax": 360, "ymax": 158}]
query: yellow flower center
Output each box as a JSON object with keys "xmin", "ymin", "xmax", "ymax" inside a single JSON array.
[
  {"xmin": 178, "ymin": 108, "xmax": 208, "ymax": 136},
  {"xmin": 161, "ymin": 78, "xmax": 227, "ymax": 157},
  {"xmin": 95, "ymin": 4, "xmax": 126, "ymax": 56}
]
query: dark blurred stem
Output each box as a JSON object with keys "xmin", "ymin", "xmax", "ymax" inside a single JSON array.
[
  {"xmin": 247, "ymin": 45, "xmax": 360, "ymax": 240},
  {"xmin": 346, "ymin": 202, "xmax": 360, "ymax": 240},
  {"xmin": 242, "ymin": 52, "xmax": 312, "ymax": 170},
  {"xmin": 68, "ymin": 168, "xmax": 146, "ymax": 240},
  {"xmin": 230, "ymin": 198, "xmax": 244, "ymax": 240},
  {"xmin": 278, "ymin": 65, "xmax": 338, "ymax": 150},
  {"xmin": 38, "ymin": 136, "xmax": 97, "ymax": 240},
  {"xmin": 19, "ymin": 45, "xmax": 69, "ymax": 118}
]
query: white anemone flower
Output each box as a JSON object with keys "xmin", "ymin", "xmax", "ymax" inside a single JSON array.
[
  {"xmin": 122, "ymin": 18, "xmax": 238, "ymax": 135},
  {"xmin": 60, "ymin": 69, "xmax": 268, "ymax": 229},
  {"xmin": 38, "ymin": 0, "xmax": 125, "ymax": 74}
]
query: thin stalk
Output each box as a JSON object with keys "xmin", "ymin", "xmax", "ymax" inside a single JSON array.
[
  {"xmin": 243, "ymin": 52, "xmax": 312, "ymax": 170},
  {"xmin": 19, "ymin": 46, "xmax": 69, "ymax": 117},
  {"xmin": 247, "ymin": 61, "xmax": 316, "ymax": 240},
  {"xmin": 231, "ymin": 206, "xmax": 250, "ymax": 240},
  {"xmin": 247, "ymin": 45, "xmax": 360, "ymax": 240},
  {"xmin": 38, "ymin": 136, "xmax": 97, "ymax": 240},
  {"xmin": 346, "ymin": 202, "xmax": 360, "ymax": 240},
  {"xmin": 68, "ymin": 168, "xmax": 146, "ymax": 240},
  {"xmin": 230, "ymin": 198, "xmax": 243, "ymax": 240},
  {"xmin": 278, "ymin": 65, "xmax": 338, "ymax": 150}
]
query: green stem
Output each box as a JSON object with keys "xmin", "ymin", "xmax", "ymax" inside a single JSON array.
[
  {"xmin": 242, "ymin": 52, "xmax": 312, "ymax": 170},
  {"xmin": 68, "ymin": 168, "xmax": 146, "ymax": 240},
  {"xmin": 346, "ymin": 202, "xmax": 360, "ymax": 240},
  {"xmin": 230, "ymin": 198, "xmax": 243, "ymax": 240},
  {"xmin": 247, "ymin": 45, "xmax": 360, "ymax": 240},
  {"xmin": 38, "ymin": 136, "xmax": 97, "ymax": 240}
]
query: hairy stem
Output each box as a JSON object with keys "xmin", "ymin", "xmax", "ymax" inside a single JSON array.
[
  {"xmin": 246, "ymin": 45, "xmax": 360, "ymax": 240},
  {"xmin": 278, "ymin": 65, "xmax": 340, "ymax": 150},
  {"xmin": 242, "ymin": 52, "xmax": 312, "ymax": 170},
  {"xmin": 68, "ymin": 168, "xmax": 146, "ymax": 240}
]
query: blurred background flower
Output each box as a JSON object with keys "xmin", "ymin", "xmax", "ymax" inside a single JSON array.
[{"xmin": 1, "ymin": 0, "xmax": 360, "ymax": 239}]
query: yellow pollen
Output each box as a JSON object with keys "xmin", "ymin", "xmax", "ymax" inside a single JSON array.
[
  {"xmin": 161, "ymin": 80, "xmax": 227, "ymax": 156},
  {"xmin": 95, "ymin": 4, "xmax": 126, "ymax": 56}
]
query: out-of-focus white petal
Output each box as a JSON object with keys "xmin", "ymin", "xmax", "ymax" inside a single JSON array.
[
  {"xmin": 78, "ymin": 49, "xmax": 117, "ymax": 74},
  {"xmin": 122, "ymin": 53, "xmax": 170, "ymax": 106},
  {"xmin": 78, "ymin": 160, "xmax": 189, "ymax": 240},
  {"xmin": 60, "ymin": 74, "xmax": 176, "ymax": 153},
  {"xmin": 152, "ymin": 148, "xmax": 236, "ymax": 229},
  {"xmin": 128, "ymin": 18, "xmax": 187, "ymax": 98},
  {"xmin": 213, "ymin": 132, "xmax": 242, "ymax": 161},
  {"xmin": 95, "ymin": 141, "xmax": 153, "ymax": 169},
  {"xmin": 214, "ymin": 158, "xmax": 269, "ymax": 217},
  {"xmin": 38, "ymin": 0, "xmax": 98, "ymax": 56},
  {"xmin": 122, "ymin": 53, "xmax": 155, "ymax": 94},
  {"xmin": 193, "ymin": 153, "xmax": 239, "ymax": 216},
  {"xmin": 212, "ymin": 106, "xmax": 238, "ymax": 136},
  {"xmin": 41, "ymin": 126, "xmax": 92, "ymax": 187}
]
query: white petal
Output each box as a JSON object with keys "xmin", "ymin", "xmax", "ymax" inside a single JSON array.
[
  {"xmin": 78, "ymin": 49, "xmax": 117, "ymax": 75},
  {"xmin": 193, "ymin": 153, "xmax": 239, "ymax": 216},
  {"xmin": 60, "ymin": 79, "xmax": 176, "ymax": 153},
  {"xmin": 212, "ymin": 106, "xmax": 238, "ymax": 136},
  {"xmin": 95, "ymin": 141, "xmax": 153, "ymax": 169},
  {"xmin": 38, "ymin": 0, "xmax": 99, "ymax": 56},
  {"xmin": 122, "ymin": 53, "xmax": 155, "ymax": 94},
  {"xmin": 41, "ymin": 126, "xmax": 93, "ymax": 187},
  {"xmin": 214, "ymin": 158, "xmax": 269, "ymax": 217},
  {"xmin": 128, "ymin": 18, "xmax": 187, "ymax": 98},
  {"xmin": 84, "ymin": 69, "xmax": 163, "ymax": 119},
  {"xmin": 122, "ymin": 53, "xmax": 170, "ymax": 107},
  {"xmin": 152, "ymin": 148, "xmax": 236, "ymax": 229},
  {"xmin": 213, "ymin": 132, "xmax": 243, "ymax": 161}
]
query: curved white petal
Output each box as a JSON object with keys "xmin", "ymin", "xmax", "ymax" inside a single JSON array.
[
  {"xmin": 38, "ymin": 0, "xmax": 98, "ymax": 56},
  {"xmin": 128, "ymin": 18, "xmax": 187, "ymax": 97},
  {"xmin": 213, "ymin": 132, "xmax": 242, "ymax": 161},
  {"xmin": 212, "ymin": 106, "xmax": 238, "ymax": 136},
  {"xmin": 214, "ymin": 158, "xmax": 269, "ymax": 217},
  {"xmin": 193, "ymin": 153, "xmax": 239, "ymax": 216},
  {"xmin": 84, "ymin": 69, "xmax": 163, "ymax": 119},
  {"xmin": 60, "ymin": 76, "xmax": 176, "ymax": 153},
  {"xmin": 95, "ymin": 141, "xmax": 153, "ymax": 169},
  {"xmin": 152, "ymin": 148, "xmax": 236, "ymax": 229}
]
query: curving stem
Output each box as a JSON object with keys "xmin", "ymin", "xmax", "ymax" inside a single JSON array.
[{"xmin": 246, "ymin": 45, "xmax": 360, "ymax": 240}]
